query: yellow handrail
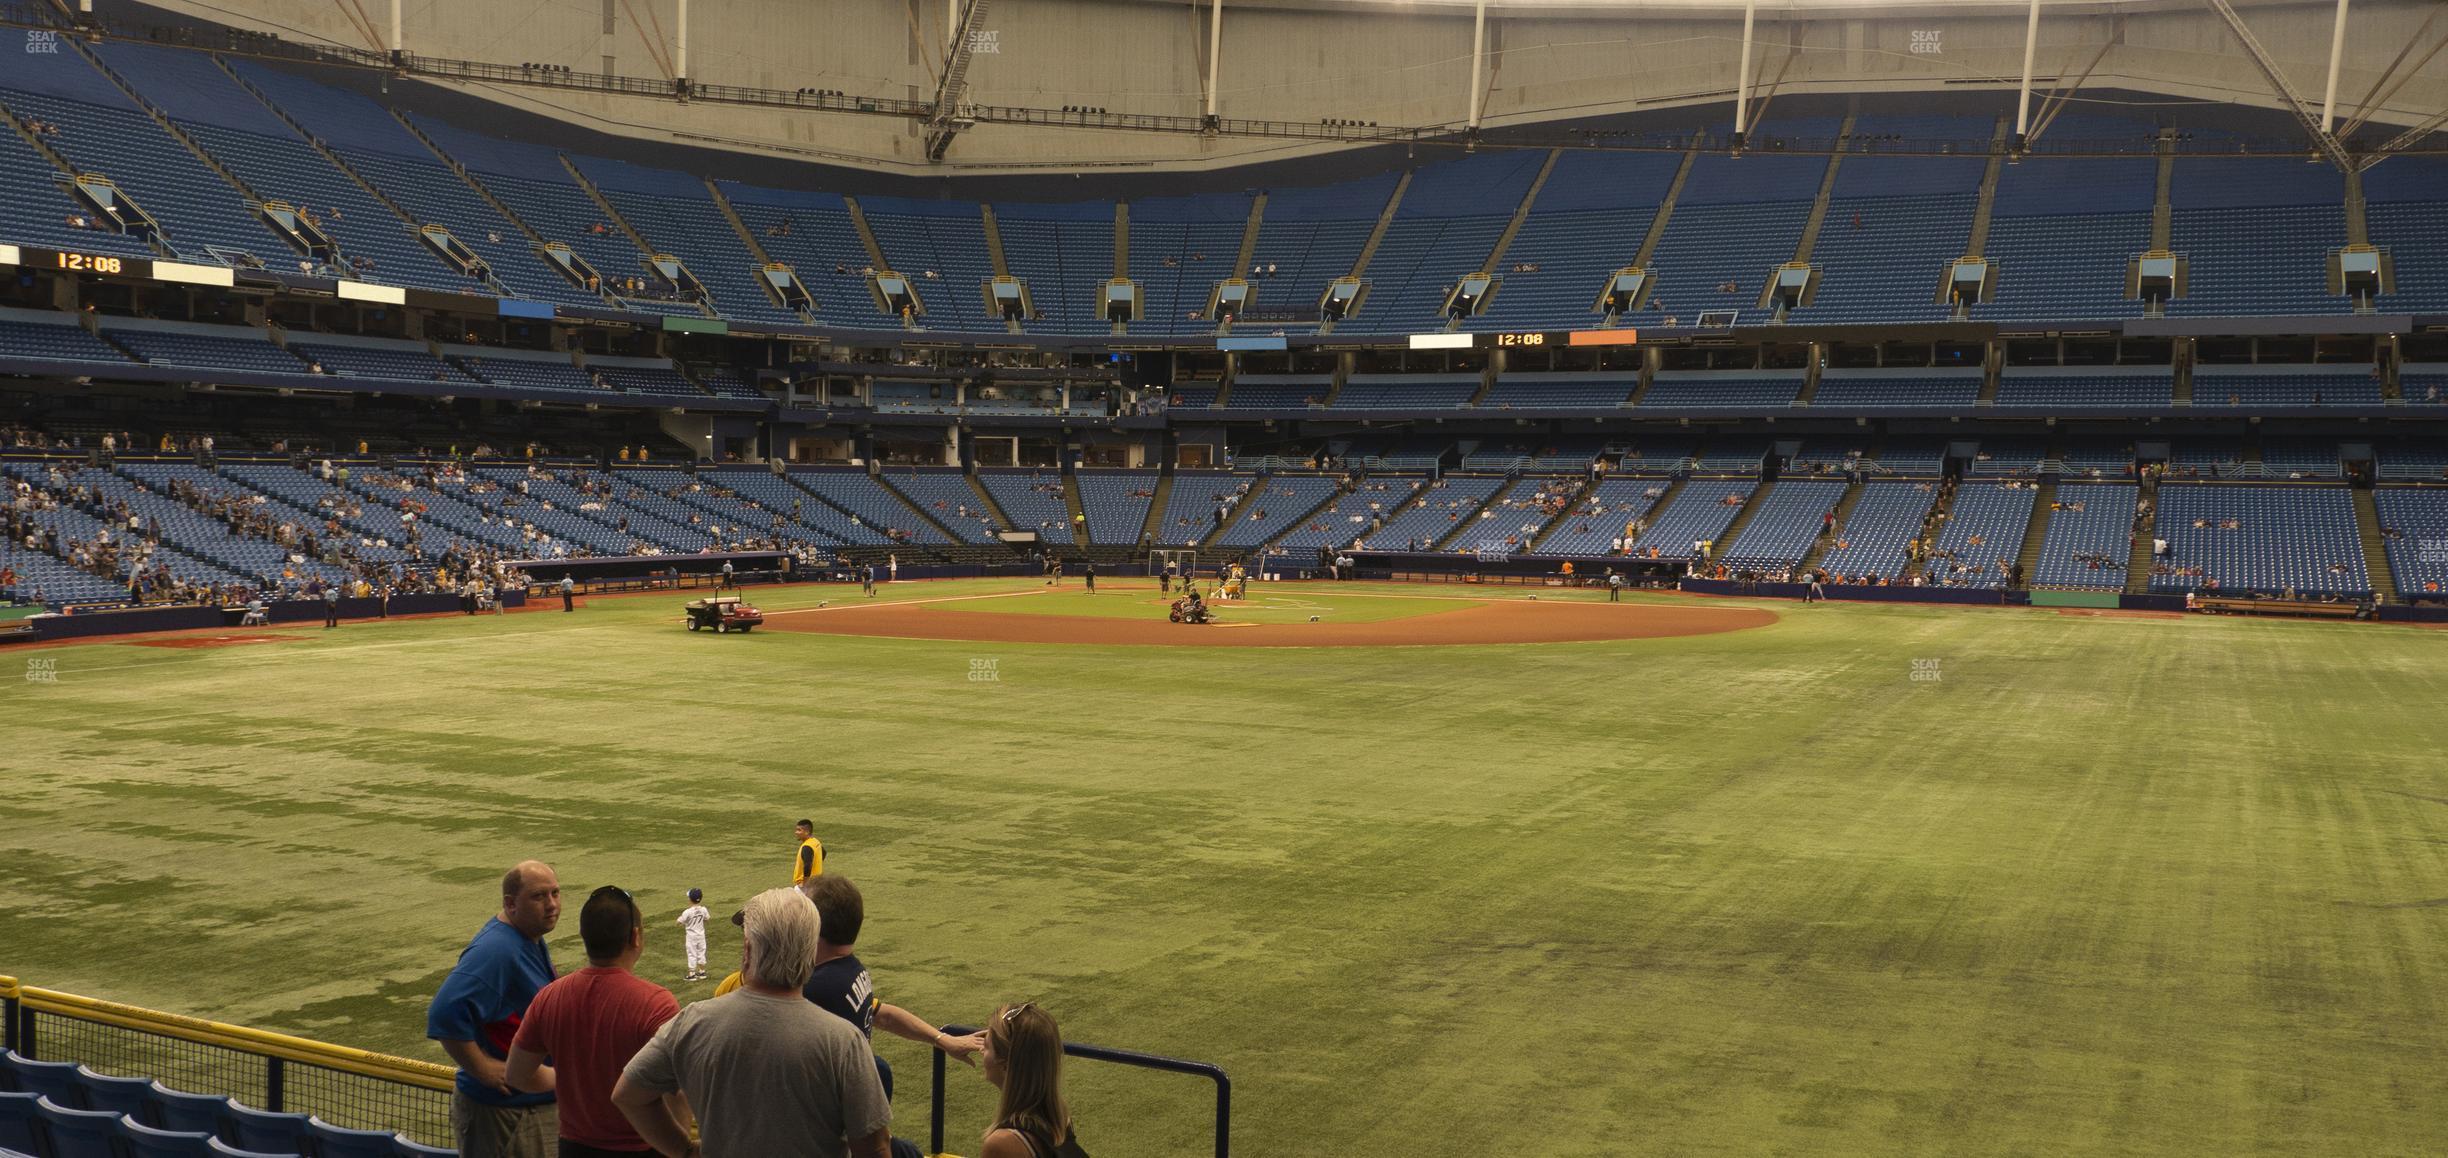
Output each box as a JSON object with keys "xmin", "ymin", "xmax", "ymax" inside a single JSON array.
[{"xmin": 3, "ymin": 975, "xmax": 451, "ymax": 1091}]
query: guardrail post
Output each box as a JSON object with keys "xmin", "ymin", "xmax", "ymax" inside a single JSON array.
[
  {"xmin": 929, "ymin": 1043, "xmax": 948, "ymax": 1156},
  {"xmin": 267, "ymin": 1056, "xmax": 286, "ymax": 1112},
  {"xmin": 17, "ymin": 1006, "xmax": 31, "ymax": 1059},
  {"xmin": 1214, "ymin": 1071, "xmax": 1231, "ymax": 1158},
  {"xmin": 3, "ymin": 995, "xmax": 17, "ymax": 1054}
]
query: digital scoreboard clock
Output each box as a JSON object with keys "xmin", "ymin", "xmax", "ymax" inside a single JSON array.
[
  {"xmin": 12, "ymin": 247, "xmax": 154, "ymax": 278},
  {"xmin": 1407, "ymin": 330, "xmax": 1640, "ymax": 350},
  {"xmin": 7, "ymin": 247, "xmax": 232, "ymax": 289},
  {"xmin": 51, "ymin": 250, "xmax": 141, "ymax": 276}
]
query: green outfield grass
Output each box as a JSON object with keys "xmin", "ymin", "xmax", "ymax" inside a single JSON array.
[{"xmin": 5, "ymin": 579, "xmax": 2448, "ymax": 1156}]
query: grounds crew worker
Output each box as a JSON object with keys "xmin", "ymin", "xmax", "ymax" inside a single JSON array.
[
  {"xmin": 792, "ymin": 818, "xmax": 825, "ymax": 884},
  {"xmin": 559, "ymin": 574, "xmax": 575, "ymax": 612}
]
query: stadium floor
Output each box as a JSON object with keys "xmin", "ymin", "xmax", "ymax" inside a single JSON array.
[{"xmin": 6, "ymin": 578, "xmax": 2448, "ymax": 1155}]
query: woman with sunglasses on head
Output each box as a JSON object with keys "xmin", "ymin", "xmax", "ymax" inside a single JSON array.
[{"xmin": 980, "ymin": 1002, "xmax": 1088, "ymax": 1158}]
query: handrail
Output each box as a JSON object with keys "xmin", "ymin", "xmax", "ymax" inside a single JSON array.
[
  {"xmin": 927, "ymin": 1023, "xmax": 1230, "ymax": 1158},
  {"xmin": 2, "ymin": 976, "xmax": 450, "ymax": 1090}
]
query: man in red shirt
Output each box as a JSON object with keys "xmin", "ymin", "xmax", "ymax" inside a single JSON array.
[{"xmin": 507, "ymin": 887, "xmax": 687, "ymax": 1158}]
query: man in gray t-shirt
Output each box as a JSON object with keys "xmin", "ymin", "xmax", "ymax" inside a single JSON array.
[{"xmin": 614, "ymin": 888, "xmax": 890, "ymax": 1158}]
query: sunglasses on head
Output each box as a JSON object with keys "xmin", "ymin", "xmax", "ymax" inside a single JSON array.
[{"xmin": 1002, "ymin": 1001, "xmax": 1036, "ymax": 1024}]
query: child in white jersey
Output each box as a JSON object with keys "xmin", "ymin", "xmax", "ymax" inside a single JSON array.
[{"xmin": 676, "ymin": 888, "xmax": 711, "ymax": 981}]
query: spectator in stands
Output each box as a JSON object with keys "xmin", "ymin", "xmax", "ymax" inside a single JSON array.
[
  {"xmin": 507, "ymin": 886, "xmax": 685, "ymax": 1158},
  {"xmin": 976, "ymin": 1002, "xmax": 1087, "ymax": 1158},
  {"xmin": 429, "ymin": 861, "xmax": 562, "ymax": 1158},
  {"xmin": 612, "ymin": 888, "xmax": 891, "ymax": 1158}
]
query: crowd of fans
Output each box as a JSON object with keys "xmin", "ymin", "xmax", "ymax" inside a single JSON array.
[{"xmin": 430, "ymin": 842, "xmax": 1088, "ymax": 1158}]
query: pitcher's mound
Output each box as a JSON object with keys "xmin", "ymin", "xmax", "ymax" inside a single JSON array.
[{"xmin": 768, "ymin": 598, "xmax": 1773, "ymax": 648}]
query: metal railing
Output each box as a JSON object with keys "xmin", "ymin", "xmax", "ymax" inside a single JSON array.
[
  {"xmin": 1, "ymin": 976, "xmax": 455, "ymax": 1148},
  {"xmin": 927, "ymin": 1024, "xmax": 1230, "ymax": 1158}
]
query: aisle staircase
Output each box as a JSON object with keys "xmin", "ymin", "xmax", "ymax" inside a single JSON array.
[
  {"xmin": 1796, "ymin": 479, "xmax": 1867, "ymax": 572},
  {"xmin": 2352, "ymin": 486, "xmax": 2400, "ymax": 603},
  {"xmin": 2011, "ymin": 479, "xmax": 2057, "ymax": 587},
  {"xmin": 1709, "ymin": 480, "xmax": 1778, "ymax": 561},
  {"xmin": 2125, "ymin": 477, "xmax": 2159, "ymax": 595}
]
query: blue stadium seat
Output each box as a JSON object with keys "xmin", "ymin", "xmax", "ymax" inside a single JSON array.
[
  {"xmin": 34, "ymin": 1096, "xmax": 121, "ymax": 1158},
  {"xmin": 71, "ymin": 1066, "xmax": 153, "ymax": 1124},
  {"xmin": 146, "ymin": 1083, "xmax": 233, "ymax": 1141},
  {"xmin": 0, "ymin": 1051, "xmax": 82, "ymax": 1106},
  {"xmin": 206, "ymin": 1140, "xmax": 291, "ymax": 1158},
  {"xmin": 392, "ymin": 1138, "xmax": 455, "ymax": 1157},
  {"xmin": 118, "ymin": 1116, "xmax": 220, "ymax": 1158},
  {"xmin": 223, "ymin": 1102, "xmax": 310, "ymax": 1155},
  {"xmin": 0, "ymin": 1091, "xmax": 39, "ymax": 1155},
  {"xmin": 307, "ymin": 1117, "xmax": 403, "ymax": 1158}
]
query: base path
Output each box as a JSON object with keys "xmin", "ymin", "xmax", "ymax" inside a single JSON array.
[{"xmin": 767, "ymin": 595, "xmax": 1776, "ymax": 648}]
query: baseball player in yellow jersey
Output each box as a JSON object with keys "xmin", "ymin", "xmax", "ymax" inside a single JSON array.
[{"xmin": 792, "ymin": 818, "xmax": 825, "ymax": 885}]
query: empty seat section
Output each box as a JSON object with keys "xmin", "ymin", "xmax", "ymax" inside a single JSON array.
[
  {"xmin": 1269, "ymin": 477, "xmax": 1425, "ymax": 553},
  {"xmin": 1240, "ymin": 173, "xmax": 1400, "ymax": 331},
  {"xmin": 1993, "ymin": 368, "xmax": 2169, "ymax": 408},
  {"xmin": 1366, "ymin": 475, "xmax": 1505, "ymax": 551},
  {"xmin": 786, "ymin": 470, "xmax": 947, "ymax": 545},
  {"xmin": 577, "ymin": 157, "xmax": 805, "ymax": 326},
  {"xmin": 1631, "ymin": 479, "xmax": 1755, "ymax": 560},
  {"xmin": 1072, "ymin": 472, "xmax": 1160, "ymax": 544},
  {"xmin": 993, "ymin": 201, "xmax": 1115, "ymax": 335},
  {"xmin": 288, "ymin": 339, "xmax": 475, "ymax": 383},
  {"xmin": 1797, "ymin": 128, "xmax": 1988, "ymax": 324},
  {"xmin": 230, "ymin": 61, "xmax": 601, "ymax": 307},
  {"xmin": 2151, "ymin": 483, "xmax": 2367, "ymax": 595},
  {"xmin": 2191, "ymin": 366, "xmax": 2381, "ymax": 408},
  {"xmin": 2165, "ymin": 158, "xmax": 2345, "ymax": 317},
  {"xmin": 0, "ymin": 48, "xmax": 287, "ymax": 265},
  {"xmin": 95, "ymin": 44, "xmax": 471, "ymax": 292},
  {"xmin": 975, "ymin": 471, "xmax": 1074, "ymax": 543},
  {"xmin": 1810, "ymin": 369, "xmax": 1981, "ymax": 409},
  {"xmin": 858, "ymin": 197, "xmax": 999, "ymax": 332},
  {"xmin": 2375, "ymin": 486, "xmax": 2448, "ymax": 598},
  {"xmin": 1642, "ymin": 133, "xmax": 1830, "ymax": 317},
  {"xmin": 878, "ymin": 470, "xmax": 1002, "ymax": 544},
  {"xmin": 410, "ymin": 116, "xmax": 694, "ymax": 316},
  {"xmin": 2362, "ymin": 157, "xmax": 2448, "ymax": 313},
  {"xmin": 1332, "ymin": 374, "xmax": 1478, "ymax": 410},
  {"xmin": 1641, "ymin": 372, "xmax": 1800, "ymax": 410},
  {"xmin": 2031, "ymin": 482, "xmax": 2137, "ymax": 589},
  {"xmin": 0, "ymin": 120, "xmax": 157, "ymax": 257},
  {"xmin": 1975, "ymin": 155, "xmax": 2156, "ymax": 322},
  {"xmin": 720, "ymin": 184, "xmax": 897, "ymax": 326},
  {"xmin": 1718, "ymin": 479, "xmax": 1850, "ymax": 570},
  {"xmin": 102, "ymin": 321, "xmax": 307, "ymax": 376},
  {"xmin": 1481, "ymin": 373, "xmax": 1634, "ymax": 409},
  {"xmin": 0, "ymin": 312, "xmax": 135, "ymax": 365},
  {"xmin": 1212, "ymin": 475, "xmax": 1341, "ymax": 549},
  {"xmin": 1818, "ymin": 482, "xmax": 1939, "ymax": 581},
  {"xmin": 1125, "ymin": 193, "xmax": 1255, "ymax": 336},
  {"xmin": 1468, "ymin": 151, "xmax": 1680, "ymax": 332},
  {"xmin": 1339, "ymin": 153, "xmax": 1545, "ymax": 333},
  {"xmin": 1924, "ymin": 482, "xmax": 2032, "ymax": 587},
  {"xmin": 1225, "ymin": 375, "xmax": 1329, "ymax": 409}
]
